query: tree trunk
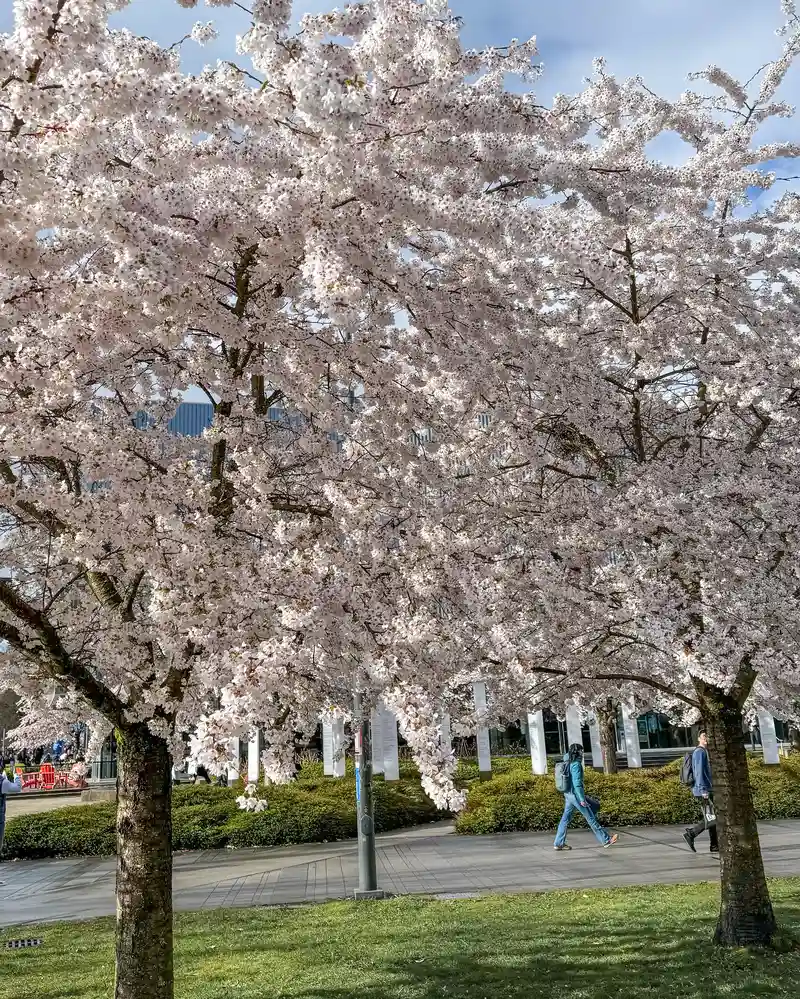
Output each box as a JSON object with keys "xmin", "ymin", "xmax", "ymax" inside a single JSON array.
[
  {"xmin": 597, "ymin": 700, "xmax": 619, "ymax": 775},
  {"xmin": 114, "ymin": 725, "xmax": 174, "ymax": 999},
  {"xmin": 702, "ymin": 690, "xmax": 776, "ymax": 947}
]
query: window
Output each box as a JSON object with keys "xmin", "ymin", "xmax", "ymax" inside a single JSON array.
[
  {"xmin": 542, "ymin": 709, "xmax": 565, "ymax": 755},
  {"xmin": 636, "ymin": 712, "xmax": 694, "ymax": 750},
  {"xmin": 615, "ymin": 709, "xmax": 693, "ymax": 751},
  {"xmin": 489, "ymin": 721, "xmax": 526, "ymax": 755}
]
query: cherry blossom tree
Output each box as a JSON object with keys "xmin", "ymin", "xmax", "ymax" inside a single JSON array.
[
  {"xmin": 0, "ymin": 3, "xmax": 560, "ymax": 997},
  {"xmin": 430, "ymin": 9, "xmax": 800, "ymax": 947},
  {"xmin": 7, "ymin": 7, "xmax": 800, "ymax": 996}
]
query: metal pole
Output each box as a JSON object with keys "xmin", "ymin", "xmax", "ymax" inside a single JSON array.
[{"xmin": 353, "ymin": 690, "xmax": 382, "ymax": 899}]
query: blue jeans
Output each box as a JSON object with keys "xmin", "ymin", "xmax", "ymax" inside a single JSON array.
[{"xmin": 554, "ymin": 793, "xmax": 610, "ymax": 846}]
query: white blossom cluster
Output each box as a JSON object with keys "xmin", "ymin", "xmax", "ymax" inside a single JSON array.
[{"xmin": 0, "ymin": 0, "xmax": 800, "ymax": 816}]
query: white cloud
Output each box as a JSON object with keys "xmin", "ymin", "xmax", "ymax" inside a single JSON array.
[
  {"xmin": 1, "ymin": 1, "xmax": 797, "ymax": 146},
  {"xmin": 2, "ymin": 2, "xmax": 796, "ymax": 109}
]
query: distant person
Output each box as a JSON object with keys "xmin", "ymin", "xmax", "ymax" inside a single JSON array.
[
  {"xmin": 0, "ymin": 758, "xmax": 22, "ymax": 862},
  {"xmin": 193, "ymin": 764, "xmax": 212, "ymax": 784},
  {"xmin": 682, "ymin": 730, "xmax": 718, "ymax": 854},
  {"xmin": 554, "ymin": 743, "xmax": 618, "ymax": 851}
]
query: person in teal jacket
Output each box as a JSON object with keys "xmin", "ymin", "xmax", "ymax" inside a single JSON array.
[{"xmin": 554, "ymin": 744, "xmax": 618, "ymax": 850}]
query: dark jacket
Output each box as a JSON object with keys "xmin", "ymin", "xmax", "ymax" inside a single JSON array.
[{"xmin": 691, "ymin": 746, "xmax": 713, "ymax": 797}]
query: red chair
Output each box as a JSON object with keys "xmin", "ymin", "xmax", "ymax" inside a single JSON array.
[
  {"xmin": 15, "ymin": 766, "xmax": 39, "ymax": 790},
  {"xmin": 39, "ymin": 763, "xmax": 56, "ymax": 791}
]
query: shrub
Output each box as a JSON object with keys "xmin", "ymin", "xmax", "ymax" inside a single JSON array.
[
  {"xmin": 454, "ymin": 754, "xmax": 800, "ymax": 834},
  {"xmin": 224, "ymin": 800, "xmax": 354, "ymax": 849},
  {"xmin": 2, "ymin": 766, "xmax": 445, "ymax": 860},
  {"xmin": 172, "ymin": 800, "xmax": 240, "ymax": 851},
  {"xmin": 3, "ymin": 803, "xmax": 117, "ymax": 859},
  {"xmin": 8, "ymin": 754, "xmax": 799, "ymax": 859}
]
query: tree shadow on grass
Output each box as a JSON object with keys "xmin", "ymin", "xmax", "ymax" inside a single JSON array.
[
  {"xmin": 181, "ymin": 889, "xmax": 800, "ymax": 999},
  {"xmin": 282, "ymin": 917, "xmax": 800, "ymax": 999},
  {"xmin": 7, "ymin": 886, "xmax": 800, "ymax": 999}
]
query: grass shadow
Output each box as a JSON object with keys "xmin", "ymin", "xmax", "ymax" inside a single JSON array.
[{"xmin": 4, "ymin": 882, "xmax": 800, "ymax": 998}]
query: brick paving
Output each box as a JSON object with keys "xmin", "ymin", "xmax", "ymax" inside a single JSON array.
[{"xmin": 2, "ymin": 820, "xmax": 799, "ymax": 927}]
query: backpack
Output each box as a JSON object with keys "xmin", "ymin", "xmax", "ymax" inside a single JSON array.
[
  {"xmin": 554, "ymin": 758, "xmax": 572, "ymax": 794},
  {"xmin": 679, "ymin": 751, "xmax": 695, "ymax": 788}
]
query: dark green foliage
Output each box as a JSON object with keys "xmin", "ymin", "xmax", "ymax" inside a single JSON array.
[
  {"xmin": 3, "ymin": 803, "xmax": 118, "ymax": 859},
  {"xmin": 3, "ymin": 767, "xmax": 444, "ymax": 860},
  {"xmin": 455, "ymin": 754, "xmax": 800, "ymax": 834},
  {"xmin": 7, "ymin": 754, "xmax": 798, "ymax": 858}
]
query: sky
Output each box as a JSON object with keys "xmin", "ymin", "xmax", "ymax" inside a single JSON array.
[
  {"xmin": 4, "ymin": 1, "xmax": 799, "ymax": 164},
  {"xmin": 123, "ymin": 1, "xmax": 800, "ymax": 114},
  {"xmin": 3, "ymin": 1, "xmax": 799, "ymax": 207},
  {"xmin": 1, "ymin": 2, "xmax": 797, "ymax": 393},
  {"xmin": 1, "ymin": 1, "xmax": 797, "ymax": 105}
]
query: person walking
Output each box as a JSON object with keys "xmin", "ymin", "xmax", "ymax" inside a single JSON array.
[
  {"xmin": 193, "ymin": 763, "xmax": 212, "ymax": 784},
  {"xmin": 0, "ymin": 758, "xmax": 23, "ymax": 868},
  {"xmin": 683, "ymin": 730, "xmax": 718, "ymax": 854},
  {"xmin": 554, "ymin": 743, "xmax": 618, "ymax": 851}
]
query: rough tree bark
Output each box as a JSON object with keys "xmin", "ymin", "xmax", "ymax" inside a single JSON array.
[
  {"xmin": 596, "ymin": 699, "xmax": 619, "ymax": 775},
  {"xmin": 114, "ymin": 725, "xmax": 174, "ymax": 999},
  {"xmin": 697, "ymin": 681, "xmax": 776, "ymax": 947}
]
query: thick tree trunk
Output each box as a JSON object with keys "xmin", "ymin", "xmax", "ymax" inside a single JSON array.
[
  {"xmin": 597, "ymin": 700, "xmax": 619, "ymax": 775},
  {"xmin": 702, "ymin": 692, "xmax": 776, "ymax": 947},
  {"xmin": 114, "ymin": 725, "xmax": 174, "ymax": 999}
]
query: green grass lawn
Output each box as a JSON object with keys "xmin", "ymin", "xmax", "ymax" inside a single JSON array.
[{"xmin": 3, "ymin": 880, "xmax": 800, "ymax": 999}]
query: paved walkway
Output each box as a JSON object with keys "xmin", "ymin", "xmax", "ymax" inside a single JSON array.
[
  {"xmin": 6, "ymin": 792, "xmax": 84, "ymax": 818},
  {"xmin": 2, "ymin": 820, "xmax": 799, "ymax": 927}
]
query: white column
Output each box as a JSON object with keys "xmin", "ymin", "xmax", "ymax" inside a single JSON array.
[
  {"xmin": 371, "ymin": 706, "xmax": 385, "ymax": 774},
  {"xmin": 473, "ymin": 681, "xmax": 492, "ymax": 778},
  {"xmin": 621, "ymin": 704, "xmax": 642, "ymax": 769},
  {"xmin": 588, "ymin": 714, "xmax": 604, "ymax": 770},
  {"xmin": 565, "ymin": 703, "xmax": 583, "ymax": 750},
  {"xmin": 758, "ymin": 709, "xmax": 780, "ymax": 765},
  {"xmin": 439, "ymin": 712, "xmax": 452, "ymax": 750},
  {"xmin": 527, "ymin": 709, "xmax": 548, "ymax": 775},
  {"xmin": 322, "ymin": 720, "xmax": 334, "ymax": 776},
  {"xmin": 332, "ymin": 717, "xmax": 346, "ymax": 778},
  {"xmin": 228, "ymin": 737, "xmax": 240, "ymax": 783},
  {"xmin": 247, "ymin": 732, "xmax": 261, "ymax": 784},
  {"xmin": 383, "ymin": 708, "xmax": 400, "ymax": 781}
]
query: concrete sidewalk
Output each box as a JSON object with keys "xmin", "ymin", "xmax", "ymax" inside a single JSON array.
[
  {"xmin": 6, "ymin": 791, "xmax": 84, "ymax": 819},
  {"xmin": 2, "ymin": 820, "xmax": 799, "ymax": 927}
]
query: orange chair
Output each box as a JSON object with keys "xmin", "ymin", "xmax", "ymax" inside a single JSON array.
[{"xmin": 39, "ymin": 762, "xmax": 56, "ymax": 791}]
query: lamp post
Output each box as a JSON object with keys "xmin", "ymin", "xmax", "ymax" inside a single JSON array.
[{"xmin": 352, "ymin": 689, "xmax": 383, "ymax": 899}]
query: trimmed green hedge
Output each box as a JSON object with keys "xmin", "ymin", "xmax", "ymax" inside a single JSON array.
[
  {"xmin": 2, "ymin": 769, "xmax": 445, "ymax": 861},
  {"xmin": 7, "ymin": 754, "xmax": 800, "ymax": 859},
  {"xmin": 454, "ymin": 754, "xmax": 800, "ymax": 834}
]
